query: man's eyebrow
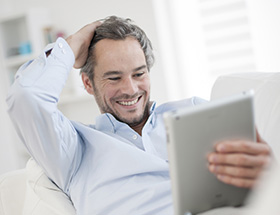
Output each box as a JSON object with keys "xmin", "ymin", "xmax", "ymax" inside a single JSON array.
[
  {"xmin": 103, "ymin": 65, "xmax": 147, "ymax": 78},
  {"xmin": 103, "ymin": 71, "xmax": 122, "ymax": 78},
  {"xmin": 133, "ymin": 65, "xmax": 147, "ymax": 72}
]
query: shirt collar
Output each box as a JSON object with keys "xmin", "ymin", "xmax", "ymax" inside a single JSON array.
[{"xmin": 95, "ymin": 101, "xmax": 157, "ymax": 133}]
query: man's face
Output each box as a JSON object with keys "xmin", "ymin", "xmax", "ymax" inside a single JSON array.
[{"xmin": 83, "ymin": 37, "xmax": 151, "ymax": 127}]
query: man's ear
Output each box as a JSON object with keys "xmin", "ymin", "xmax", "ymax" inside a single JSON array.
[{"xmin": 81, "ymin": 73, "xmax": 94, "ymax": 95}]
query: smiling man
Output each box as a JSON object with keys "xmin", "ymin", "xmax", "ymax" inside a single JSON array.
[{"xmin": 7, "ymin": 16, "xmax": 271, "ymax": 214}]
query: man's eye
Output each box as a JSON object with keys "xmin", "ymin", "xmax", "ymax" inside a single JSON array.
[
  {"xmin": 108, "ymin": 77, "xmax": 120, "ymax": 81},
  {"xmin": 134, "ymin": 72, "xmax": 144, "ymax": 77}
]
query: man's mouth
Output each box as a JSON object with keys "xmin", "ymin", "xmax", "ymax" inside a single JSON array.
[{"xmin": 117, "ymin": 96, "xmax": 141, "ymax": 106}]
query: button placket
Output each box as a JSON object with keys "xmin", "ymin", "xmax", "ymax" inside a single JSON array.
[{"xmin": 129, "ymin": 132, "xmax": 144, "ymax": 150}]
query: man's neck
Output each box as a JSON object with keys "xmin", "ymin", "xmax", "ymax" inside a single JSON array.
[
  {"xmin": 130, "ymin": 119, "xmax": 147, "ymax": 136},
  {"xmin": 130, "ymin": 101, "xmax": 153, "ymax": 135}
]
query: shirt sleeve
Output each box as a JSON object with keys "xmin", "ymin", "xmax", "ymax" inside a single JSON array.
[{"xmin": 6, "ymin": 38, "xmax": 83, "ymax": 193}]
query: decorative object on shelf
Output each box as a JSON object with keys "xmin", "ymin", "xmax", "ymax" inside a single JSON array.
[
  {"xmin": 43, "ymin": 27, "xmax": 66, "ymax": 44},
  {"xmin": 19, "ymin": 41, "xmax": 32, "ymax": 55}
]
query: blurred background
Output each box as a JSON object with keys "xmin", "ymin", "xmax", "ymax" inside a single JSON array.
[{"xmin": 0, "ymin": 0, "xmax": 279, "ymax": 175}]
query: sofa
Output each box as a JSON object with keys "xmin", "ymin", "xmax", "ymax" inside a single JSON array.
[
  {"xmin": 0, "ymin": 72, "xmax": 279, "ymax": 215},
  {"xmin": 0, "ymin": 158, "xmax": 76, "ymax": 215}
]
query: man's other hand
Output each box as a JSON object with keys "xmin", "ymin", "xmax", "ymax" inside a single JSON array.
[
  {"xmin": 66, "ymin": 21, "xmax": 102, "ymax": 69},
  {"xmin": 207, "ymin": 131, "xmax": 272, "ymax": 188}
]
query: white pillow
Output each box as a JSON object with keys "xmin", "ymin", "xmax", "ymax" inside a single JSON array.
[{"xmin": 23, "ymin": 158, "xmax": 76, "ymax": 215}]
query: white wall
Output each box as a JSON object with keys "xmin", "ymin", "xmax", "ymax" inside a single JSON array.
[
  {"xmin": 246, "ymin": 0, "xmax": 280, "ymax": 72},
  {"xmin": 0, "ymin": 59, "xmax": 19, "ymax": 173}
]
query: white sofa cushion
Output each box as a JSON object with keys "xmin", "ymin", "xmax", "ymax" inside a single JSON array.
[
  {"xmin": 211, "ymin": 72, "xmax": 280, "ymax": 159},
  {"xmin": 22, "ymin": 158, "xmax": 76, "ymax": 215},
  {"xmin": 0, "ymin": 169, "xmax": 26, "ymax": 215}
]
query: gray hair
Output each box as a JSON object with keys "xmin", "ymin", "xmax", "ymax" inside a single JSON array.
[{"xmin": 80, "ymin": 16, "xmax": 154, "ymax": 83}]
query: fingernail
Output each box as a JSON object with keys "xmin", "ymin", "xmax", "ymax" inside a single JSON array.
[
  {"xmin": 217, "ymin": 144, "xmax": 225, "ymax": 152},
  {"xmin": 209, "ymin": 155, "xmax": 216, "ymax": 162},
  {"xmin": 209, "ymin": 165, "xmax": 215, "ymax": 172}
]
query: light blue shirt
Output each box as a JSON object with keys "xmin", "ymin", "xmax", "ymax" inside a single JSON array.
[{"xmin": 7, "ymin": 38, "xmax": 205, "ymax": 215}]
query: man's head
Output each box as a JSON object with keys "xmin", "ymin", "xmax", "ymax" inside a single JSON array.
[
  {"xmin": 81, "ymin": 16, "xmax": 154, "ymax": 82},
  {"xmin": 81, "ymin": 16, "xmax": 154, "ymax": 132}
]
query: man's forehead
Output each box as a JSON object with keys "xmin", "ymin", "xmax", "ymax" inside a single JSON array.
[
  {"xmin": 93, "ymin": 38, "xmax": 147, "ymax": 73},
  {"xmin": 94, "ymin": 37, "xmax": 141, "ymax": 52}
]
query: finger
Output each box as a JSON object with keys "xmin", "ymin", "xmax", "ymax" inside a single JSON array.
[
  {"xmin": 208, "ymin": 153, "xmax": 270, "ymax": 167},
  {"xmin": 216, "ymin": 174, "xmax": 255, "ymax": 188},
  {"xmin": 68, "ymin": 21, "xmax": 103, "ymax": 48},
  {"xmin": 71, "ymin": 21, "xmax": 103, "ymax": 68},
  {"xmin": 208, "ymin": 164, "xmax": 261, "ymax": 178},
  {"xmin": 79, "ymin": 21, "xmax": 103, "ymax": 36},
  {"xmin": 215, "ymin": 140, "xmax": 271, "ymax": 155},
  {"xmin": 75, "ymin": 21, "xmax": 102, "ymax": 48}
]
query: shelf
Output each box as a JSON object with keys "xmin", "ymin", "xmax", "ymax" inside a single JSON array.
[
  {"xmin": 0, "ymin": 12, "xmax": 25, "ymax": 23},
  {"xmin": 5, "ymin": 53, "xmax": 36, "ymax": 67},
  {"xmin": 0, "ymin": 9, "xmax": 52, "ymax": 85}
]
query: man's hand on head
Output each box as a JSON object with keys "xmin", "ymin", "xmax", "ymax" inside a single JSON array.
[
  {"xmin": 66, "ymin": 21, "xmax": 102, "ymax": 69},
  {"xmin": 207, "ymin": 130, "xmax": 272, "ymax": 188}
]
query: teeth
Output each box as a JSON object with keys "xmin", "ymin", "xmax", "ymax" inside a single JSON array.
[{"xmin": 118, "ymin": 98, "xmax": 138, "ymax": 106}]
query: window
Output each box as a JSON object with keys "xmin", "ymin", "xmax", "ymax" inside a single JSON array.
[{"xmin": 153, "ymin": 0, "xmax": 280, "ymax": 100}]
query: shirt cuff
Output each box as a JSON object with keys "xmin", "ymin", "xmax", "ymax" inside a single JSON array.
[{"xmin": 48, "ymin": 37, "xmax": 75, "ymax": 70}]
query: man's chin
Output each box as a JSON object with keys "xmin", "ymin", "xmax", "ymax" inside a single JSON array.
[
  {"xmin": 116, "ymin": 115, "xmax": 144, "ymax": 127},
  {"xmin": 110, "ymin": 101, "xmax": 150, "ymax": 127}
]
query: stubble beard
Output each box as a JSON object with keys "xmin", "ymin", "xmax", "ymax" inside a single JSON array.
[{"xmin": 93, "ymin": 87, "xmax": 150, "ymax": 128}]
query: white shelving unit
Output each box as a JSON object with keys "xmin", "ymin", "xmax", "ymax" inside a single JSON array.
[
  {"xmin": 0, "ymin": 9, "xmax": 51, "ymax": 84},
  {"xmin": 0, "ymin": 9, "xmax": 52, "ymax": 168}
]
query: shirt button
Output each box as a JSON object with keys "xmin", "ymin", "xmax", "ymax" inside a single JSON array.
[
  {"xmin": 62, "ymin": 49, "xmax": 66, "ymax": 54},
  {"xmin": 58, "ymin": 43, "xmax": 63, "ymax": 48},
  {"xmin": 132, "ymin": 134, "xmax": 137, "ymax": 140}
]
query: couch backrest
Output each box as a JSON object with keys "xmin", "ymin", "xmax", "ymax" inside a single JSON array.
[{"xmin": 211, "ymin": 72, "xmax": 280, "ymax": 160}]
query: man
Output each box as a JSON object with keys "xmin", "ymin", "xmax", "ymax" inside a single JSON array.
[{"xmin": 7, "ymin": 16, "xmax": 271, "ymax": 214}]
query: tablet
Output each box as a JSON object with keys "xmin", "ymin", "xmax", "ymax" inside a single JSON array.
[{"xmin": 164, "ymin": 91, "xmax": 255, "ymax": 215}]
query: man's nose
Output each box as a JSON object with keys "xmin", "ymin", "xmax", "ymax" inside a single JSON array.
[{"xmin": 121, "ymin": 77, "xmax": 138, "ymax": 95}]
